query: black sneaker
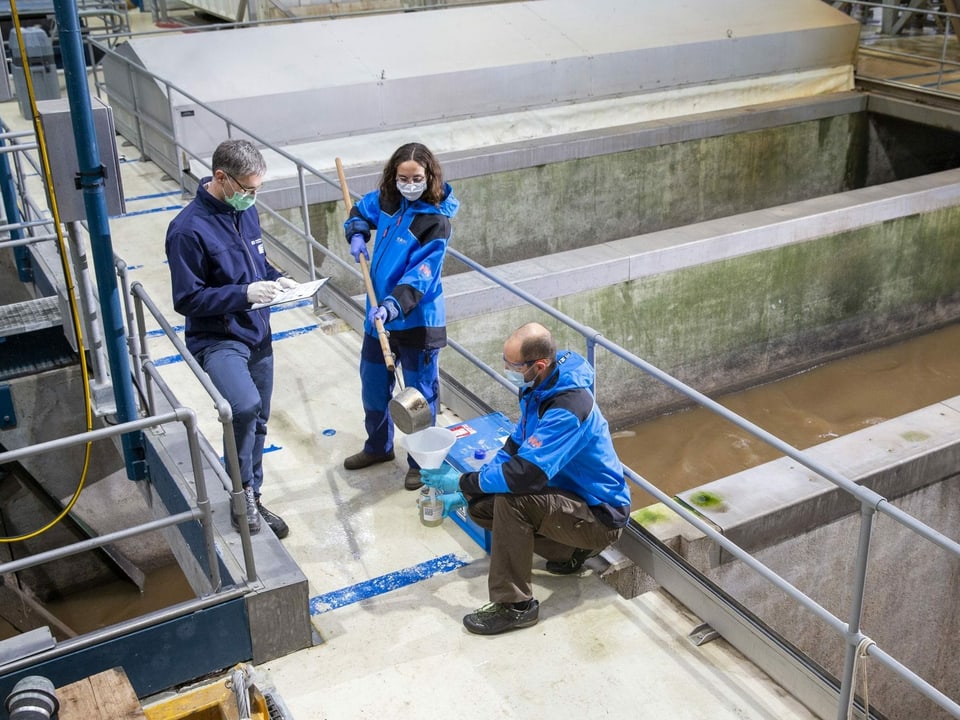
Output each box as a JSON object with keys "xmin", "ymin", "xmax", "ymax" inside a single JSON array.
[
  {"xmin": 545, "ymin": 547, "xmax": 600, "ymax": 575},
  {"xmin": 463, "ymin": 599, "xmax": 539, "ymax": 635},
  {"xmin": 231, "ymin": 486, "xmax": 261, "ymax": 535},
  {"xmin": 257, "ymin": 499, "xmax": 289, "ymax": 539}
]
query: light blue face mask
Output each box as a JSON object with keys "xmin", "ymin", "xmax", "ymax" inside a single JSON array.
[
  {"xmin": 504, "ymin": 368, "xmax": 532, "ymax": 390},
  {"xmin": 222, "ymin": 173, "xmax": 258, "ymax": 211},
  {"xmin": 225, "ymin": 191, "xmax": 257, "ymax": 212}
]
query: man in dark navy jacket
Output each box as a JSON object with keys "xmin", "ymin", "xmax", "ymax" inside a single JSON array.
[
  {"xmin": 422, "ymin": 322, "xmax": 632, "ymax": 635},
  {"xmin": 165, "ymin": 139, "xmax": 295, "ymax": 539}
]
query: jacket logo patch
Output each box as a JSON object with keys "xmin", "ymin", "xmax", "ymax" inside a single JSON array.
[
  {"xmin": 528, "ymin": 435, "xmax": 543, "ymax": 448},
  {"xmin": 418, "ymin": 263, "xmax": 433, "ymax": 279}
]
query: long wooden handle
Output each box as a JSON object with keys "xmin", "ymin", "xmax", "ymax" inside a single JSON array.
[{"xmin": 336, "ymin": 157, "xmax": 395, "ymax": 372}]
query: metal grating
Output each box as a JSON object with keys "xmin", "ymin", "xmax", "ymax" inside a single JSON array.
[{"xmin": 0, "ymin": 296, "xmax": 62, "ymax": 337}]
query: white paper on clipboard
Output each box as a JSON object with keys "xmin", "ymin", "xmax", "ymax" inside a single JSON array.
[{"xmin": 251, "ymin": 277, "xmax": 329, "ymax": 309}]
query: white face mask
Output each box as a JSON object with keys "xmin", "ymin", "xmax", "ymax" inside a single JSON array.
[
  {"xmin": 504, "ymin": 369, "xmax": 532, "ymax": 390},
  {"xmin": 397, "ymin": 179, "xmax": 427, "ymax": 201}
]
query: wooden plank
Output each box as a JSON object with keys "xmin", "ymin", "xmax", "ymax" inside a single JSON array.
[{"xmin": 57, "ymin": 668, "xmax": 147, "ymax": 720}]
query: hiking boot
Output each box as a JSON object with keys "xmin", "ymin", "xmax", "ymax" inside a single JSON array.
[
  {"xmin": 257, "ymin": 499, "xmax": 289, "ymax": 539},
  {"xmin": 343, "ymin": 449, "xmax": 395, "ymax": 470},
  {"xmin": 404, "ymin": 467, "xmax": 424, "ymax": 491},
  {"xmin": 463, "ymin": 599, "xmax": 539, "ymax": 635},
  {"xmin": 545, "ymin": 547, "xmax": 600, "ymax": 575},
  {"xmin": 231, "ymin": 486, "xmax": 261, "ymax": 535}
]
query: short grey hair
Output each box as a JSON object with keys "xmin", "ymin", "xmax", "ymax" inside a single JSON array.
[{"xmin": 212, "ymin": 139, "xmax": 266, "ymax": 178}]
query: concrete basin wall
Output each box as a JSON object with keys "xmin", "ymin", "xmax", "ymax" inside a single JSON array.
[
  {"xmin": 638, "ymin": 396, "xmax": 960, "ymax": 720},
  {"xmin": 279, "ymin": 105, "xmax": 960, "ymax": 428}
]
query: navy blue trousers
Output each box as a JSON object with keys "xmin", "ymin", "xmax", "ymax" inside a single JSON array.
[{"xmin": 197, "ymin": 339, "xmax": 273, "ymax": 496}]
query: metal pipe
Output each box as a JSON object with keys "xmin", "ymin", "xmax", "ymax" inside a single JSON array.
[
  {"xmin": 836, "ymin": 502, "xmax": 879, "ymax": 720},
  {"xmin": 5, "ymin": 676, "xmax": 58, "ymax": 720},
  {"xmin": 65, "ymin": 221, "xmax": 110, "ymax": 398},
  {"xmin": 0, "ymin": 509, "xmax": 198, "ymax": 575},
  {"xmin": 53, "ymin": 0, "xmax": 145, "ymax": 478}
]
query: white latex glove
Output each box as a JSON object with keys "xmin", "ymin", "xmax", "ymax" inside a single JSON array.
[
  {"xmin": 246, "ymin": 280, "xmax": 282, "ymax": 304},
  {"xmin": 278, "ymin": 276, "xmax": 298, "ymax": 290}
]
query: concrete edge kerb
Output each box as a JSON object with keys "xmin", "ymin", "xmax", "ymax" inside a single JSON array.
[{"xmin": 654, "ymin": 395, "xmax": 960, "ymax": 566}]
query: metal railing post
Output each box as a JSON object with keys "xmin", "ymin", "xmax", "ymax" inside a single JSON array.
[{"xmin": 836, "ymin": 501, "xmax": 881, "ymax": 720}]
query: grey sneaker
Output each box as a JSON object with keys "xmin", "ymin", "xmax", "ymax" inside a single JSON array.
[
  {"xmin": 463, "ymin": 599, "xmax": 539, "ymax": 635},
  {"xmin": 231, "ymin": 486, "xmax": 261, "ymax": 534}
]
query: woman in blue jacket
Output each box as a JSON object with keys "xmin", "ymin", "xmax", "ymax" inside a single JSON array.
[{"xmin": 342, "ymin": 143, "xmax": 460, "ymax": 490}]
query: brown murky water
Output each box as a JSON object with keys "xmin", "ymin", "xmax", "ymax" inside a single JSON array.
[
  {"xmin": 614, "ymin": 323, "xmax": 960, "ymax": 509},
  {"xmin": 0, "ymin": 563, "xmax": 194, "ymax": 641}
]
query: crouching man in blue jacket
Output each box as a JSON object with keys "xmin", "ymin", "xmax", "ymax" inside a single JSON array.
[{"xmin": 421, "ymin": 322, "xmax": 632, "ymax": 635}]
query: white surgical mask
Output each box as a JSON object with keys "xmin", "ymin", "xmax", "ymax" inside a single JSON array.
[
  {"xmin": 504, "ymin": 369, "xmax": 532, "ymax": 390},
  {"xmin": 397, "ymin": 179, "xmax": 427, "ymax": 201}
]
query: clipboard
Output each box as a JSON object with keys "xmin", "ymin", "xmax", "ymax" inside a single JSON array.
[{"xmin": 251, "ymin": 277, "xmax": 329, "ymax": 309}]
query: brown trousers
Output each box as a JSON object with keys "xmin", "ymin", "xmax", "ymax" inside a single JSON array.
[{"xmin": 467, "ymin": 491, "xmax": 623, "ymax": 604}]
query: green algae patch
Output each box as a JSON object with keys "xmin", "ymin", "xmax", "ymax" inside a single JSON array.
[
  {"xmin": 901, "ymin": 431, "xmax": 930, "ymax": 443},
  {"xmin": 632, "ymin": 506, "xmax": 672, "ymax": 526},
  {"xmin": 688, "ymin": 490, "xmax": 724, "ymax": 509}
]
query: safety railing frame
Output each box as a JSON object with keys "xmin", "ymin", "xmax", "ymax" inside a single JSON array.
[
  {"xmin": 0, "ymin": 115, "xmax": 261, "ymax": 675},
  {"xmin": 448, "ymin": 248, "xmax": 960, "ymax": 720},
  {"xmin": 125, "ymin": 278, "xmax": 258, "ymax": 581},
  {"xmin": 0, "ymin": 410, "xmax": 252, "ymax": 676},
  {"xmin": 835, "ymin": 0, "xmax": 960, "ymax": 92},
  {"xmin": 58, "ymin": 14, "xmax": 960, "ymax": 719}
]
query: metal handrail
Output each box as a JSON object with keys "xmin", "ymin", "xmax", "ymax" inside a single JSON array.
[
  {"xmin": 64, "ymin": 16, "xmax": 960, "ymax": 719},
  {"xmin": 448, "ymin": 247, "xmax": 960, "ymax": 719},
  {"xmin": 127, "ymin": 280, "xmax": 258, "ymax": 581},
  {"xmin": 0, "ymin": 411, "xmax": 224, "ymax": 592},
  {"xmin": 835, "ymin": 0, "xmax": 960, "ymax": 92}
]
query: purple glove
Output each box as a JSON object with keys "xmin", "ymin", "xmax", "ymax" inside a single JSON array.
[
  {"xmin": 367, "ymin": 298, "xmax": 400, "ymax": 326},
  {"xmin": 349, "ymin": 234, "xmax": 369, "ymax": 262},
  {"xmin": 367, "ymin": 305, "xmax": 388, "ymax": 326}
]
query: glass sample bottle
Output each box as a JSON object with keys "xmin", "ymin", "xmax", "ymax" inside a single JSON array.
[{"xmin": 419, "ymin": 486, "xmax": 444, "ymax": 527}]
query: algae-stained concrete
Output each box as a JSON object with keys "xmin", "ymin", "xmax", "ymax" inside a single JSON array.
[
  {"xmin": 278, "ymin": 112, "xmax": 866, "ymax": 299},
  {"xmin": 265, "ymin": 109, "xmax": 960, "ymax": 430}
]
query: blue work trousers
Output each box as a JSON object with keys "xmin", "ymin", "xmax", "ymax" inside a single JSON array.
[
  {"xmin": 360, "ymin": 331, "xmax": 440, "ymax": 468},
  {"xmin": 197, "ymin": 339, "xmax": 274, "ymax": 496}
]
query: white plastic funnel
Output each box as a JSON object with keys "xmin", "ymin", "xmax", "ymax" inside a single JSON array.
[{"xmin": 404, "ymin": 427, "xmax": 456, "ymax": 469}]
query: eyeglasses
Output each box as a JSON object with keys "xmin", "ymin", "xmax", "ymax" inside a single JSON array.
[
  {"xmin": 503, "ymin": 355, "xmax": 537, "ymax": 371},
  {"xmin": 225, "ymin": 172, "xmax": 261, "ymax": 197}
]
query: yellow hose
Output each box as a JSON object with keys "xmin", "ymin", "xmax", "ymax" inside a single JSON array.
[{"xmin": 1, "ymin": 3, "xmax": 94, "ymax": 542}]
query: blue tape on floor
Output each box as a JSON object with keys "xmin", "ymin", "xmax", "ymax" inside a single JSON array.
[
  {"xmin": 113, "ymin": 205, "xmax": 184, "ymax": 218},
  {"xmin": 152, "ymin": 323, "xmax": 319, "ymax": 364},
  {"xmin": 309, "ymin": 553, "xmax": 470, "ymax": 615},
  {"xmin": 125, "ymin": 190, "xmax": 183, "ymax": 201}
]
